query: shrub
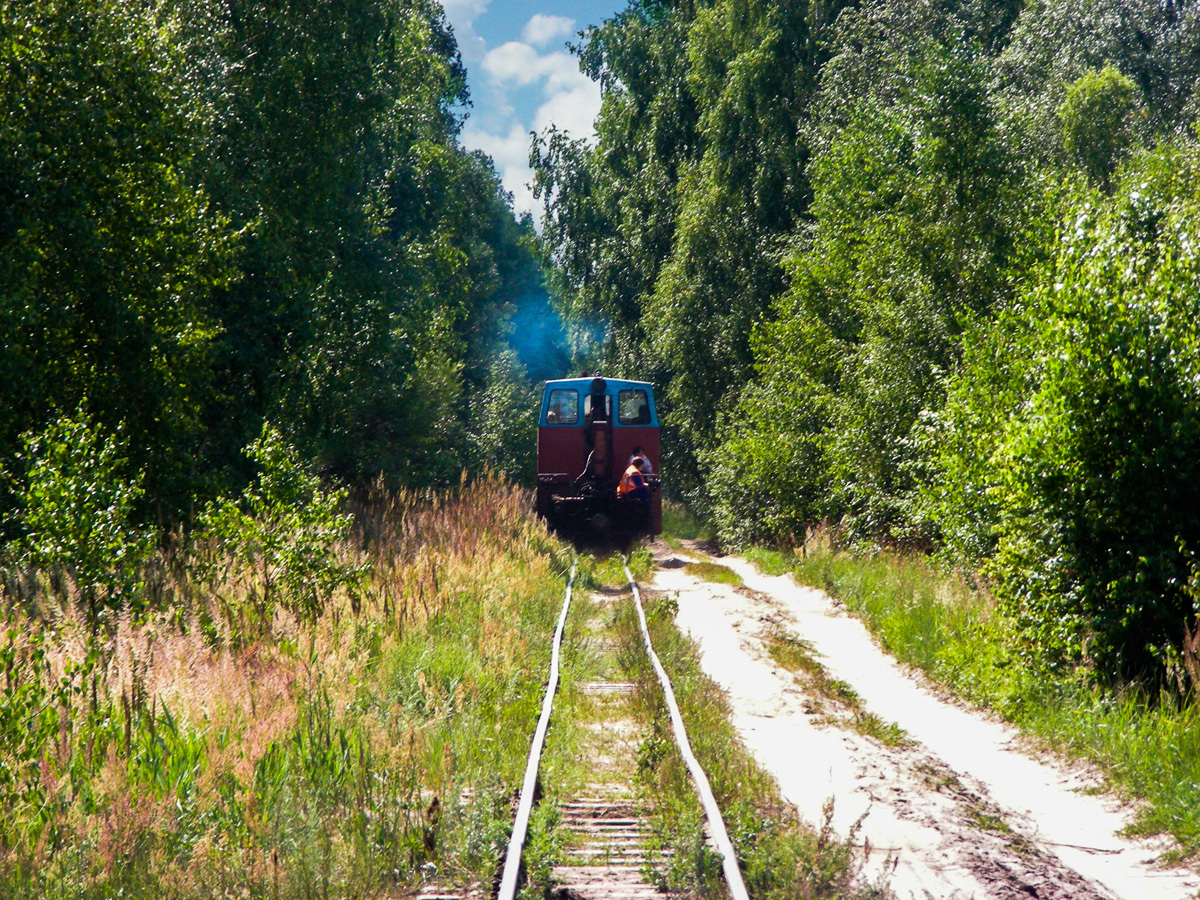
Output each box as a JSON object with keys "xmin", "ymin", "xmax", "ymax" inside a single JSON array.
[
  {"xmin": 5, "ymin": 409, "xmax": 152, "ymax": 625},
  {"xmin": 709, "ymin": 43, "xmax": 1027, "ymax": 547},
  {"xmin": 195, "ymin": 423, "xmax": 366, "ymax": 623},
  {"xmin": 928, "ymin": 142, "xmax": 1200, "ymax": 681},
  {"xmin": 704, "ymin": 377, "xmax": 830, "ymax": 547}
]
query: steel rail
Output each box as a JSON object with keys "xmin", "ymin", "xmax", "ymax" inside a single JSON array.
[
  {"xmin": 497, "ymin": 556, "xmax": 577, "ymax": 900},
  {"xmin": 624, "ymin": 559, "xmax": 751, "ymax": 900},
  {"xmin": 498, "ymin": 553, "xmax": 749, "ymax": 900}
]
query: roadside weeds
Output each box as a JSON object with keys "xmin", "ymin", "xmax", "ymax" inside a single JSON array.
[
  {"xmin": 766, "ymin": 630, "xmax": 912, "ymax": 750},
  {"xmin": 0, "ymin": 480, "xmax": 576, "ymax": 900},
  {"xmin": 580, "ymin": 553, "xmax": 889, "ymax": 900},
  {"xmin": 743, "ymin": 541, "xmax": 1200, "ymax": 866}
]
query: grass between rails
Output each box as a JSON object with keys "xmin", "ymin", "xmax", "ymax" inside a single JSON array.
[
  {"xmin": 745, "ymin": 543, "xmax": 1200, "ymax": 861},
  {"xmin": 0, "ymin": 478, "xmax": 578, "ymax": 899},
  {"xmin": 580, "ymin": 545, "xmax": 654, "ymax": 589},
  {"xmin": 587, "ymin": 557, "xmax": 888, "ymax": 900}
]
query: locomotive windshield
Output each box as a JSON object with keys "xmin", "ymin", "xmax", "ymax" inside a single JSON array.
[
  {"xmin": 584, "ymin": 393, "xmax": 611, "ymax": 422},
  {"xmin": 545, "ymin": 388, "xmax": 578, "ymax": 424},
  {"xmin": 618, "ymin": 389, "xmax": 651, "ymax": 425}
]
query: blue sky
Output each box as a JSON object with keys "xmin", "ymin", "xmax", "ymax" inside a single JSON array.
[{"xmin": 442, "ymin": 1, "xmax": 626, "ymax": 219}]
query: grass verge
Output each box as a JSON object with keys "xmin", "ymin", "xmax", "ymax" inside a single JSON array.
[
  {"xmin": 0, "ymin": 478, "xmax": 577, "ymax": 898},
  {"xmin": 766, "ymin": 631, "xmax": 911, "ymax": 749},
  {"xmin": 587, "ymin": 550, "xmax": 888, "ymax": 900},
  {"xmin": 747, "ymin": 543, "xmax": 1200, "ymax": 861},
  {"xmin": 683, "ymin": 561, "xmax": 743, "ymax": 586},
  {"xmin": 661, "ymin": 501, "xmax": 716, "ymax": 551}
]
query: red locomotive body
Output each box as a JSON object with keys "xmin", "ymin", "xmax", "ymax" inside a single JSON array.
[{"xmin": 536, "ymin": 376, "xmax": 662, "ymax": 535}]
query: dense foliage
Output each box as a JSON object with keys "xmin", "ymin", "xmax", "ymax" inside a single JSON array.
[
  {"xmin": 0, "ymin": 0, "xmax": 559, "ymax": 527},
  {"xmin": 5, "ymin": 0, "xmax": 1200, "ymax": 710},
  {"xmin": 926, "ymin": 150, "xmax": 1200, "ymax": 678},
  {"xmin": 0, "ymin": 480, "xmax": 573, "ymax": 898},
  {"xmin": 0, "ymin": 8, "xmax": 590, "ymax": 889},
  {"xmin": 538, "ymin": 0, "xmax": 1200, "ymax": 684},
  {"xmin": 535, "ymin": 0, "xmax": 850, "ymax": 500},
  {"xmin": 6, "ymin": 411, "xmax": 152, "ymax": 625}
]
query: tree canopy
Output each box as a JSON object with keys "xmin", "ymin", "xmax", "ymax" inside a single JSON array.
[
  {"xmin": 537, "ymin": 0, "xmax": 1200, "ymax": 684},
  {"xmin": 7, "ymin": 0, "xmax": 1200, "ymax": 684},
  {"xmin": 1, "ymin": 0, "xmax": 562, "ymax": 525}
]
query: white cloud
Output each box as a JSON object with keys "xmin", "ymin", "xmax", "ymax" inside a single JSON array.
[
  {"xmin": 533, "ymin": 80, "xmax": 602, "ymax": 139},
  {"xmin": 440, "ymin": 0, "xmax": 490, "ymax": 67},
  {"xmin": 483, "ymin": 41, "xmax": 544, "ymax": 85},
  {"xmin": 455, "ymin": 13, "xmax": 603, "ymax": 222},
  {"xmin": 540, "ymin": 50, "xmax": 594, "ymax": 92},
  {"xmin": 484, "ymin": 44, "xmax": 593, "ymax": 89},
  {"xmin": 463, "ymin": 122, "xmax": 531, "ymax": 173},
  {"xmin": 528, "ymin": 51, "xmax": 602, "ymax": 141},
  {"xmin": 464, "ymin": 122, "xmax": 539, "ymax": 219},
  {"xmin": 521, "ymin": 14, "xmax": 575, "ymax": 47},
  {"xmin": 440, "ymin": 0, "xmax": 489, "ymax": 16}
]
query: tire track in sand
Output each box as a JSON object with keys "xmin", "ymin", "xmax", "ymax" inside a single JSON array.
[{"xmin": 650, "ymin": 545, "xmax": 1200, "ymax": 900}]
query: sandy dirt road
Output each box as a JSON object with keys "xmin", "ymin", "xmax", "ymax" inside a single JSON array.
[{"xmin": 649, "ymin": 545, "xmax": 1200, "ymax": 900}]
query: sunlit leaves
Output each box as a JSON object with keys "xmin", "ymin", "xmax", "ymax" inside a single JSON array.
[
  {"xmin": 195, "ymin": 423, "xmax": 365, "ymax": 623},
  {"xmin": 7, "ymin": 410, "xmax": 152, "ymax": 625},
  {"xmin": 714, "ymin": 35, "xmax": 1025, "ymax": 543},
  {"xmin": 1059, "ymin": 67, "xmax": 1139, "ymax": 188},
  {"xmin": 0, "ymin": 0, "xmax": 235, "ymax": 511},
  {"xmin": 1, "ymin": 0, "xmax": 551, "ymax": 525},
  {"xmin": 929, "ymin": 144, "xmax": 1200, "ymax": 680}
]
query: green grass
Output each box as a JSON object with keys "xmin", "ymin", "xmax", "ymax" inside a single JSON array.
[
  {"xmin": 766, "ymin": 631, "xmax": 911, "ymax": 749},
  {"xmin": 683, "ymin": 561, "xmax": 743, "ymax": 586},
  {"xmin": 612, "ymin": 592, "xmax": 888, "ymax": 900},
  {"xmin": 661, "ymin": 500, "xmax": 718, "ymax": 553},
  {"xmin": 661, "ymin": 501, "xmax": 715, "ymax": 543},
  {"xmin": 0, "ymin": 479, "xmax": 580, "ymax": 898},
  {"xmin": 763, "ymin": 540, "xmax": 1200, "ymax": 860},
  {"xmin": 965, "ymin": 805, "xmax": 1013, "ymax": 835},
  {"xmin": 580, "ymin": 545, "xmax": 654, "ymax": 589}
]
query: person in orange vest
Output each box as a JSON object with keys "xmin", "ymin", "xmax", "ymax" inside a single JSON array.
[{"xmin": 617, "ymin": 455, "xmax": 650, "ymax": 501}]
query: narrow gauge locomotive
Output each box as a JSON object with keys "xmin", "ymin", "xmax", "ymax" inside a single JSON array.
[{"xmin": 536, "ymin": 376, "xmax": 662, "ymax": 536}]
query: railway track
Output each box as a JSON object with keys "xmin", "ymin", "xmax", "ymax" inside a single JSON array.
[{"xmin": 496, "ymin": 554, "xmax": 749, "ymax": 900}]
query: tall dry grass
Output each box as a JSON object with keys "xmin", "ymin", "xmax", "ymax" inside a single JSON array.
[{"xmin": 0, "ymin": 477, "xmax": 571, "ymax": 899}]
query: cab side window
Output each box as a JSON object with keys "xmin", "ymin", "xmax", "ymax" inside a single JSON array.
[
  {"xmin": 618, "ymin": 389, "xmax": 651, "ymax": 425},
  {"xmin": 546, "ymin": 389, "xmax": 578, "ymax": 424}
]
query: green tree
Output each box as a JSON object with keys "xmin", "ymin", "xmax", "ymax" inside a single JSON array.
[
  {"xmin": 188, "ymin": 0, "xmax": 549, "ymax": 491},
  {"xmin": 535, "ymin": 0, "xmax": 704, "ymax": 368},
  {"xmin": 712, "ymin": 38, "xmax": 1029, "ymax": 543},
  {"xmin": 645, "ymin": 0, "xmax": 834, "ymax": 499},
  {"xmin": 996, "ymin": 0, "xmax": 1200, "ymax": 167},
  {"xmin": 0, "ymin": 0, "xmax": 236, "ymax": 516},
  {"xmin": 196, "ymin": 424, "xmax": 365, "ymax": 624},
  {"xmin": 1, "ymin": 0, "xmax": 558, "ymax": 527},
  {"xmin": 187, "ymin": 0, "xmax": 462, "ymax": 486},
  {"xmin": 927, "ymin": 142, "xmax": 1200, "ymax": 681},
  {"xmin": 537, "ymin": 0, "xmax": 852, "ymax": 506},
  {"xmin": 1059, "ymin": 67, "xmax": 1139, "ymax": 187},
  {"xmin": 6, "ymin": 411, "xmax": 152, "ymax": 626}
]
